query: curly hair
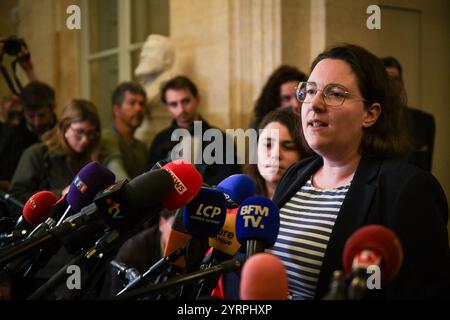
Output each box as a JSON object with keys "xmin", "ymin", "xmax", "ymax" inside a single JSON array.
[{"xmin": 253, "ymin": 65, "xmax": 307, "ymax": 128}]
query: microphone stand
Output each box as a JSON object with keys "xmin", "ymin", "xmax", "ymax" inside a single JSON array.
[
  {"xmin": 116, "ymin": 247, "xmax": 185, "ymax": 296},
  {"xmin": 115, "ymin": 259, "xmax": 241, "ymax": 300}
]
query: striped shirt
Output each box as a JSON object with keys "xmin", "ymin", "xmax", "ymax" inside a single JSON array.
[{"xmin": 266, "ymin": 178, "xmax": 350, "ymax": 300}]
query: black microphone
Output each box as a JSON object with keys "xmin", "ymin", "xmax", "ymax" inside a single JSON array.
[
  {"xmin": 26, "ymin": 167, "xmax": 194, "ymax": 300},
  {"xmin": 0, "ymin": 169, "xmax": 172, "ymax": 268}
]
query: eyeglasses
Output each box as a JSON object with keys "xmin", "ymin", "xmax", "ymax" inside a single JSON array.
[
  {"xmin": 69, "ymin": 126, "xmax": 98, "ymax": 140},
  {"xmin": 295, "ymin": 81, "xmax": 366, "ymax": 107}
]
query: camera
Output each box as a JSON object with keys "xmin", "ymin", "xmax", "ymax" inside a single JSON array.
[{"xmin": 3, "ymin": 36, "xmax": 26, "ymax": 56}]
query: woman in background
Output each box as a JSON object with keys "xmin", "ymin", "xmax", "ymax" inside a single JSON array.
[
  {"xmin": 10, "ymin": 99, "xmax": 101, "ymax": 203},
  {"xmin": 251, "ymin": 65, "xmax": 307, "ymax": 129},
  {"xmin": 246, "ymin": 109, "xmax": 311, "ymax": 198}
]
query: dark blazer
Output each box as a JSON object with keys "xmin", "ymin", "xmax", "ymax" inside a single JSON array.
[
  {"xmin": 273, "ymin": 155, "xmax": 450, "ymax": 299},
  {"xmin": 407, "ymin": 107, "xmax": 436, "ymax": 172},
  {"xmin": 148, "ymin": 118, "xmax": 242, "ymax": 186}
]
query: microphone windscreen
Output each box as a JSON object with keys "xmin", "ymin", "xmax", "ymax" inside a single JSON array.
[
  {"xmin": 162, "ymin": 160, "xmax": 203, "ymax": 210},
  {"xmin": 343, "ymin": 225, "xmax": 403, "ymax": 285},
  {"xmin": 23, "ymin": 191, "xmax": 59, "ymax": 225},
  {"xmin": 183, "ymin": 187, "xmax": 227, "ymax": 237},
  {"xmin": 67, "ymin": 161, "xmax": 116, "ymax": 211},
  {"xmin": 236, "ymin": 196, "xmax": 279, "ymax": 246},
  {"xmin": 216, "ymin": 174, "xmax": 256, "ymax": 207},
  {"xmin": 240, "ymin": 253, "xmax": 288, "ymax": 300},
  {"xmin": 124, "ymin": 169, "xmax": 174, "ymax": 209},
  {"xmin": 209, "ymin": 209, "xmax": 241, "ymax": 256}
]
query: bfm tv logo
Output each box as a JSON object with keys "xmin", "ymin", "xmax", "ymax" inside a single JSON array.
[{"xmin": 239, "ymin": 205, "xmax": 269, "ymax": 229}]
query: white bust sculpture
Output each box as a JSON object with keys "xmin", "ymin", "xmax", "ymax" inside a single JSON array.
[{"xmin": 134, "ymin": 34, "xmax": 176, "ymax": 147}]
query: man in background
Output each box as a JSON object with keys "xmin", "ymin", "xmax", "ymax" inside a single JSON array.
[{"xmin": 100, "ymin": 82, "xmax": 148, "ymax": 181}]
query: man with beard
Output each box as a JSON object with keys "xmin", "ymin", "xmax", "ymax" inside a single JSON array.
[{"xmin": 100, "ymin": 82, "xmax": 148, "ymax": 180}]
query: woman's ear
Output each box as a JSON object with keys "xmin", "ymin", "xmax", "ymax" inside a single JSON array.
[{"xmin": 362, "ymin": 103, "xmax": 381, "ymax": 128}]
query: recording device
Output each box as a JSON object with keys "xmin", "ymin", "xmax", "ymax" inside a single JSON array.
[
  {"xmin": 215, "ymin": 174, "xmax": 256, "ymax": 208},
  {"xmin": 116, "ymin": 186, "xmax": 228, "ymax": 299},
  {"xmin": 235, "ymin": 195, "xmax": 280, "ymax": 259},
  {"xmin": 193, "ymin": 209, "xmax": 241, "ymax": 298},
  {"xmin": 0, "ymin": 191, "xmax": 58, "ymax": 247},
  {"xmin": 240, "ymin": 253, "xmax": 288, "ymax": 300},
  {"xmin": 3, "ymin": 36, "xmax": 27, "ymax": 56},
  {"xmin": 28, "ymin": 161, "xmax": 203, "ymax": 300},
  {"xmin": 342, "ymin": 225, "xmax": 404, "ymax": 300},
  {"xmin": 1, "ymin": 36, "xmax": 30, "ymax": 95}
]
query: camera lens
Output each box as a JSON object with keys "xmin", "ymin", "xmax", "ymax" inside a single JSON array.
[{"xmin": 4, "ymin": 37, "xmax": 22, "ymax": 56}]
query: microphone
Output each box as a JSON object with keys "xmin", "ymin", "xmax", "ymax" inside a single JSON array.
[
  {"xmin": 117, "ymin": 187, "xmax": 228, "ymax": 298},
  {"xmin": 49, "ymin": 161, "xmax": 116, "ymax": 225},
  {"xmin": 240, "ymin": 253, "xmax": 288, "ymax": 300},
  {"xmin": 183, "ymin": 186, "xmax": 227, "ymax": 238},
  {"xmin": 162, "ymin": 182, "xmax": 225, "ymax": 269},
  {"xmin": 161, "ymin": 160, "xmax": 203, "ymax": 210},
  {"xmin": 21, "ymin": 191, "xmax": 58, "ymax": 226},
  {"xmin": 208, "ymin": 208, "xmax": 241, "ymax": 259},
  {"xmin": 1, "ymin": 191, "xmax": 58, "ymax": 246},
  {"xmin": 342, "ymin": 225, "xmax": 404, "ymax": 300},
  {"xmin": 235, "ymin": 196, "xmax": 280, "ymax": 258},
  {"xmin": 26, "ymin": 169, "xmax": 174, "ymax": 300},
  {"xmin": 193, "ymin": 209, "xmax": 241, "ymax": 298},
  {"xmin": 28, "ymin": 162, "xmax": 203, "ymax": 300},
  {"xmin": 0, "ymin": 169, "xmax": 171, "ymax": 268},
  {"xmin": 216, "ymin": 174, "xmax": 256, "ymax": 208}
]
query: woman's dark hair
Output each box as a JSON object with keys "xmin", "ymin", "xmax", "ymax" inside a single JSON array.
[
  {"xmin": 310, "ymin": 44, "xmax": 411, "ymax": 158},
  {"xmin": 246, "ymin": 109, "xmax": 311, "ymax": 197},
  {"xmin": 253, "ymin": 65, "xmax": 307, "ymax": 128}
]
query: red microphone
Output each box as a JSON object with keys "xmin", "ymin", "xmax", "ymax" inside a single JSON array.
[
  {"xmin": 1, "ymin": 191, "xmax": 59, "ymax": 246},
  {"xmin": 161, "ymin": 160, "xmax": 203, "ymax": 210},
  {"xmin": 240, "ymin": 253, "xmax": 288, "ymax": 300},
  {"xmin": 22, "ymin": 191, "xmax": 59, "ymax": 226},
  {"xmin": 343, "ymin": 225, "xmax": 403, "ymax": 299}
]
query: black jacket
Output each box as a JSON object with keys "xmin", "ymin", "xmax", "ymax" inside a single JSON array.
[
  {"xmin": 272, "ymin": 155, "xmax": 450, "ymax": 299},
  {"xmin": 406, "ymin": 107, "xmax": 435, "ymax": 172},
  {"xmin": 148, "ymin": 118, "xmax": 242, "ymax": 186}
]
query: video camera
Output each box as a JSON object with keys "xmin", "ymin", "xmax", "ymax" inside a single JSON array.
[
  {"xmin": 3, "ymin": 36, "xmax": 27, "ymax": 56},
  {"xmin": 1, "ymin": 36, "xmax": 30, "ymax": 95}
]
